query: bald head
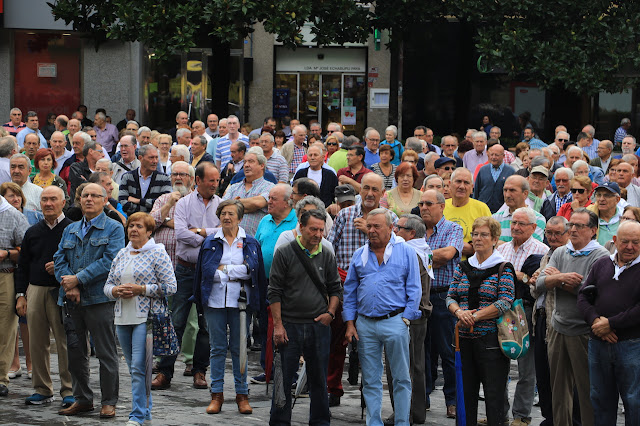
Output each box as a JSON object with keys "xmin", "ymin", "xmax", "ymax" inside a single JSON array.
[
  {"xmin": 615, "ymin": 220, "xmax": 640, "ymax": 264},
  {"xmin": 40, "ymin": 185, "xmax": 66, "ymax": 219}
]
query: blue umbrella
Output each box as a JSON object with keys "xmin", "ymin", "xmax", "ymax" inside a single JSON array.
[{"xmin": 455, "ymin": 322, "xmax": 472, "ymax": 426}]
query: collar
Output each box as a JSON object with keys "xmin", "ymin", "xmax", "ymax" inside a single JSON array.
[
  {"xmin": 492, "ymin": 162, "xmax": 504, "ymax": 171},
  {"xmin": 362, "ymin": 233, "xmax": 400, "ymax": 267},
  {"xmin": 214, "ymin": 227, "xmax": 246, "ymax": 242},
  {"xmin": 610, "ymin": 250, "xmax": 640, "ymax": 280},
  {"xmin": 475, "ymin": 149, "xmax": 486, "ymax": 156},
  {"xmin": 405, "ymin": 237, "xmax": 434, "ymax": 279},
  {"xmin": 431, "ymin": 215, "xmax": 447, "ymax": 233},
  {"xmin": 126, "ymin": 237, "xmax": 164, "ymax": 253},
  {"xmin": 138, "ymin": 168, "xmax": 153, "ymax": 180},
  {"xmin": 271, "ymin": 208, "xmax": 296, "ymax": 224},
  {"xmin": 598, "ymin": 205, "xmax": 623, "ymax": 225},
  {"xmin": 566, "ymin": 240, "xmax": 602, "ymax": 257},
  {"xmin": 468, "ymin": 250, "xmax": 506, "ymax": 270},
  {"xmin": 296, "ymin": 235, "xmax": 322, "ymax": 257},
  {"xmin": 0, "ymin": 196, "xmax": 12, "ymax": 214},
  {"xmin": 45, "ymin": 213, "xmax": 66, "ymax": 229}
]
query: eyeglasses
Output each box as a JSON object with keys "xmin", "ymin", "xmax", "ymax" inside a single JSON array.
[
  {"xmin": 512, "ymin": 221, "xmax": 534, "ymax": 227},
  {"xmin": 471, "ymin": 232, "xmax": 492, "ymax": 239},
  {"xmin": 171, "ymin": 172, "xmax": 189, "ymax": 177},
  {"xmin": 439, "ymin": 166, "xmax": 455, "ymax": 171},
  {"xmin": 570, "ymin": 188, "xmax": 586, "ymax": 194},
  {"xmin": 393, "ymin": 225, "xmax": 412, "ymax": 231},
  {"xmin": 326, "ymin": 142, "xmax": 338, "ymax": 146},
  {"xmin": 568, "ymin": 222, "xmax": 589, "ymax": 229},
  {"xmin": 557, "ymin": 138, "xmax": 569, "ymax": 142},
  {"xmin": 545, "ymin": 230, "xmax": 567, "ymax": 238},
  {"xmin": 81, "ymin": 193, "xmax": 105, "ymax": 199},
  {"xmin": 595, "ymin": 192, "xmax": 616, "ymax": 198},
  {"xmin": 418, "ymin": 201, "xmax": 441, "ymax": 207},
  {"xmin": 327, "ymin": 130, "xmax": 335, "ymax": 134}
]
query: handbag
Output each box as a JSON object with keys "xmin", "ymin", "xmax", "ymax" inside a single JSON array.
[
  {"xmin": 497, "ymin": 297, "xmax": 530, "ymax": 360},
  {"xmin": 151, "ymin": 298, "xmax": 180, "ymax": 357}
]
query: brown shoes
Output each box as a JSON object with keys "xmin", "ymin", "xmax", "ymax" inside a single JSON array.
[
  {"xmin": 99, "ymin": 404, "xmax": 116, "ymax": 418},
  {"xmin": 183, "ymin": 363, "xmax": 194, "ymax": 376},
  {"xmin": 447, "ymin": 404, "xmax": 457, "ymax": 418},
  {"xmin": 193, "ymin": 371, "xmax": 208, "ymax": 389},
  {"xmin": 236, "ymin": 394, "xmax": 252, "ymax": 414},
  {"xmin": 206, "ymin": 392, "xmax": 223, "ymax": 414},
  {"xmin": 58, "ymin": 401, "xmax": 94, "ymax": 416},
  {"xmin": 151, "ymin": 373, "xmax": 171, "ymax": 390}
]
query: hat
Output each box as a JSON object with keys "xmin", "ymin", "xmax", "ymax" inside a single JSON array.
[
  {"xmin": 530, "ymin": 166, "xmax": 549, "ymax": 178},
  {"xmin": 335, "ymin": 184, "xmax": 356, "ymax": 203},
  {"xmin": 435, "ymin": 157, "xmax": 456, "ymax": 169},
  {"xmin": 595, "ymin": 182, "xmax": 620, "ymax": 195}
]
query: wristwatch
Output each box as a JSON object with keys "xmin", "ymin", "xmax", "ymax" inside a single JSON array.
[
  {"xmin": 163, "ymin": 217, "xmax": 171, "ymax": 223},
  {"xmin": 222, "ymin": 265, "xmax": 229, "ymax": 275},
  {"xmin": 196, "ymin": 228, "xmax": 202, "ymax": 236},
  {"xmin": 15, "ymin": 293, "xmax": 25, "ymax": 300}
]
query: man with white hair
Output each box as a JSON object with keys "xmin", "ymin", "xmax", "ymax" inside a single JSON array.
[
  {"xmin": 176, "ymin": 127, "xmax": 192, "ymax": 147},
  {"xmin": 50, "ymin": 131, "xmax": 73, "ymax": 175},
  {"xmin": 462, "ymin": 131, "xmax": 488, "ymax": 173},
  {"xmin": 363, "ymin": 129, "xmax": 381, "ymax": 166},
  {"xmin": 3, "ymin": 107, "xmax": 25, "ymax": 137},
  {"xmin": 281, "ymin": 124, "xmax": 308, "ymax": 179},
  {"xmin": 95, "ymin": 158, "xmax": 119, "ymax": 199},
  {"xmin": 614, "ymin": 118, "xmax": 631, "ymax": 146},
  {"xmin": 111, "ymin": 136, "xmax": 141, "ymax": 185},
  {"xmin": 541, "ymin": 168, "xmax": 574, "ymax": 220},
  {"xmin": 170, "ymin": 144, "xmax": 191, "ymax": 164},
  {"xmin": 561, "ymin": 146, "xmax": 604, "ymax": 184},
  {"xmin": 192, "ymin": 120, "xmax": 213, "ymax": 146},
  {"xmin": 615, "ymin": 162, "xmax": 640, "ymax": 207},
  {"xmin": 582, "ymin": 124, "xmax": 601, "ymax": 150},
  {"xmin": 68, "ymin": 139, "xmax": 105, "ymax": 200},
  {"xmin": 222, "ymin": 147, "xmax": 275, "ymax": 235},
  {"xmin": 136, "ymin": 126, "xmax": 152, "ymax": 147},
  {"xmin": 93, "ymin": 111, "xmax": 118, "ymax": 156},
  {"xmin": 215, "ymin": 115, "xmax": 249, "ymax": 171},
  {"xmin": 0, "ymin": 137, "xmax": 17, "ymax": 184},
  {"xmin": 168, "ymin": 110, "xmax": 189, "ymax": 143},
  {"xmin": 493, "ymin": 175, "xmax": 547, "ymax": 242},
  {"xmin": 119, "ymin": 144, "xmax": 171, "ymax": 215},
  {"xmin": 260, "ymin": 132, "xmax": 288, "ymax": 183},
  {"xmin": 590, "ymin": 140, "xmax": 613, "ymax": 174},
  {"xmin": 11, "ymin": 153, "xmax": 43, "ymax": 211},
  {"xmin": 623, "ymin": 135, "xmax": 638, "ymax": 157}
]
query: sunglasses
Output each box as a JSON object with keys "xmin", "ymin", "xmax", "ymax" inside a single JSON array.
[
  {"xmin": 439, "ymin": 166, "xmax": 455, "ymax": 171},
  {"xmin": 417, "ymin": 201, "xmax": 441, "ymax": 207},
  {"xmin": 570, "ymin": 188, "xmax": 586, "ymax": 194},
  {"xmin": 326, "ymin": 142, "xmax": 338, "ymax": 146},
  {"xmin": 557, "ymin": 138, "xmax": 569, "ymax": 142}
]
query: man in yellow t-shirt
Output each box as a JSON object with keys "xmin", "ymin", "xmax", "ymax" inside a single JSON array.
[{"xmin": 444, "ymin": 168, "xmax": 491, "ymax": 259}]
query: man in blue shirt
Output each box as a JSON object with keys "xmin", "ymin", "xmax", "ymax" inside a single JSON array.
[
  {"xmin": 344, "ymin": 208, "xmax": 421, "ymax": 426},
  {"xmin": 364, "ymin": 129, "xmax": 381, "ymax": 166},
  {"xmin": 16, "ymin": 111, "xmax": 48, "ymax": 149}
]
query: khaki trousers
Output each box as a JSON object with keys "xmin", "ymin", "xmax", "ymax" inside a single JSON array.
[
  {"xmin": 547, "ymin": 327, "xmax": 594, "ymax": 426},
  {"xmin": 0, "ymin": 272, "xmax": 18, "ymax": 386},
  {"xmin": 26, "ymin": 285, "xmax": 72, "ymax": 397}
]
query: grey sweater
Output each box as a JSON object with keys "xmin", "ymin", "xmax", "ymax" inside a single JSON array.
[
  {"xmin": 536, "ymin": 244, "xmax": 609, "ymax": 336},
  {"xmin": 268, "ymin": 240, "xmax": 342, "ymax": 323}
]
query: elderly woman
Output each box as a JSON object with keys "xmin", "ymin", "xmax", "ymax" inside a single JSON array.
[
  {"xmin": 274, "ymin": 196, "xmax": 335, "ymax": 253},
  {"xmin": 447, "ymin": 217, "xmax": 515, "ymax": 425},
  {"xmin": 193, "ymin": 200, "xmax": 266, "ymax": 415},
  {"xmin": 104, "ymin": 212, "xmax": 176, "ymax": 426},
  {"xmin": 156, "ymin": 134, "xmax": 173, "ymax": 174},
  {"xmin": 572, "ymin": 160, "xmax": 598, "ymax": 192},
  {"xmin": 382, "ymin": 125, "xmax": 404, "ymax": 165},
  {"xmin": 401, "ymin": 149, "xmax": 419, "ymax": 166},
  {"xmin": 512, "ymin": 142, "xmax": 530, "ymax": 171},
  {"xmin": 557, "ymin": 175, "xmax": 593, "ymax": 220},
  {"xmin": 370, "ymin": 144, "xmax": 397, "ymax": 190},
  {"xmin": 324, "ymin": 134, "xmax": 340, "ymax": 163},
  {"xmin": 380, "ymin": 162, "xmax": 422, "ymax": 216}
]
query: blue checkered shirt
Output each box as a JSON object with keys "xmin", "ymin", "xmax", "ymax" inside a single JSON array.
[
  {"xmin": 222, "ymin": 176, "xmax": 274, "ymax": 236},
  {"xmin": 215, "ymin": 134, "xmax": 249, "ymax": 170},
  {"xmin": 554, "ymin": 191, "xmax": 572, "ymax": 213},
  {"xmin": 426, "ymin": 216, "xmax": 464, "ymax": 289}
]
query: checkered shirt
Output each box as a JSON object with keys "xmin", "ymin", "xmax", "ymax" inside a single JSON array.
[
  {"xmin": 426, "ymin": 215, "xmax": 464, "ymax": 288},
  {"xmin": 496, "ymin": 236, "xmax": 549, "ymax": 271},
  {"xmin": 493, "ymin": 204, "xmax": 546, "ymax": 243},
  {"xmin": 290, "ymin": 144, "xmax": 307, "ymax": 174},
  {"xmin": 150, "ymin": 192, "xmax": 180, "ymax": 267},
  {"xmin": 222, "ymin": 176, "xmax": 275, "ymax": 236}
]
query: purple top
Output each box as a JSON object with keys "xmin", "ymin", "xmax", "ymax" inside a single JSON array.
[
  {"xmin": 94, "ymin": 123, "xmax": 119, "ymax": 152},
  {"xmin": 174, "ymin": 190, "xmax": 222, "ymax": 263}
]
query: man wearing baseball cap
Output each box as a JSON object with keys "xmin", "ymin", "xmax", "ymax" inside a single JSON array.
[
  {"xmin": 587, "ymin": 182, "xmax": 623, "ymax": 245},
  {"xmin": 334, "ymin": 184, "xmax": 357, "ymax": 211},
  {"xmin": 526, "ymin": 166, "xmax": 552, "ymax": 213},
  {"xmin": 434, "ymin": 157, "xmax": 456, "ymax": 178}
]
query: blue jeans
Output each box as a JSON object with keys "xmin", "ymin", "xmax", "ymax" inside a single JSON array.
[
  {"xmin": 269, "ymin": 321, "xmax": 331, "ymax": 426},
  {"xmin": 116, "ymin": 323, "xmax": 152, "ymax": 424},
  {"xmin": 589, "ymin": 337, "xmax": 640, "ymax": 426},
  {"xmin": 358, "ymin": 315, "xmax": 411, "ymax": 426},
  {"xmin": 424, "ymin": 292, "xmax": 457, "ymax": 406},
  {"xmin": 203, "ymin": 306, "xmax": 248, "ymax": 394},
  {"xmin": 158, "ymin": 264, "xmax": 209, "ymax": 379}
]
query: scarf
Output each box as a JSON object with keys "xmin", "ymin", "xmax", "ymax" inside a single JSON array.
[
  {"xmin": 566, "ymin": 240, "xmax": 601, "ymax": 257},
  {"xmin": 362, "ymin": 233, "xmax": 399, "ymax": 267},
  {"xmin": 468, "ymin": 250, "xmax": 506, "ymax": 270},
  {"xmin": 610, "ymin": 250, "xmax": 640, "ymax": 280},
  {"xmin": 0, "ymin": 195, "xmax": 13, "ymax": 213},
  {"xmin": 126, "ymin": 238, "xmax": 164, "ymax": 254},
  {"xmin": 404, "ymin": 237, "xmax": 434, "ymax": 279}
]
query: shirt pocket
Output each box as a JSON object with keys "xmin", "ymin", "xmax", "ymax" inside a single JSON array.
[
  {"xmin": 90, "ymin": 236, "xmax": 110, "ymax": 247},
  {"xmin": 62, "ymin": 239, "xmax": 76, "ymax": 250}
]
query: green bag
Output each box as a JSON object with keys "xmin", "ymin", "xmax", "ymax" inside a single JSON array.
[{"xmin": 496, "ymin": 298, "xmax": 530, "ymax": 360}]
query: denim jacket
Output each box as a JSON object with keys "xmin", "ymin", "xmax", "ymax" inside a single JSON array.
[
  {"xmin": 192, "ymin": 232, "xmax": 267, "ymax": 314},
  {"xmin": 54, "ymin": 212, "xmax": 125, "ymax": 306}
]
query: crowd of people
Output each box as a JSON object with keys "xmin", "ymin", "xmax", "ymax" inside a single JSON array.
[{"xmin": 0, "ymin": 107, "xmax": 639, "ymax": 426}]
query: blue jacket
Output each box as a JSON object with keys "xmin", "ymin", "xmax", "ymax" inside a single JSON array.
[
  {"xmin": 193, "ymin": 232, "xmax": 267, "ymax": 314},
  {"xmin": 473, "ymin": 163, "xmax": 515, "ymax": 213},
  {"xmin": 54, "ymin": 212, "xmax": 125, "ymax": 306}
]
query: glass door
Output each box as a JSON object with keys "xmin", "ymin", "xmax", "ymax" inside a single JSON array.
[
  {"xmin": 299, "ymin": 74, "xmax": 320, "ymax": 127},
  {"xmin": 342, "ymin": 74, "xmax": 367, "ymax": 137},
  {"xmin": 322, "ymin": 74, "xmax": 342, "ymax": 129}
]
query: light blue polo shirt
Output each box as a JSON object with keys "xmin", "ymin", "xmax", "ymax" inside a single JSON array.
[{"xmin": 255, "ymin": 208, "xmax": 298, "ymax": 278}]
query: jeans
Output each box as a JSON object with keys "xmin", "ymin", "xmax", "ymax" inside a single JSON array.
[
  {"xmin": 358, "ymin": 315, "xmax": 411, "ymax": 426},
  {"xmin": 460, "ymin": 332, "xmax": 510, "ymax": 426},
  {"xmin": 157, "ymin": 264, "xmax": 209, "ymax": 380},
  {"xmin": 503, "ymin": 303, "xmax": 535, "ymax": 419},
  {"xmin": 116, "ymin": 323, "xmax": 152, "ymax": 423},
  {"xmin": 269, "ymin": 321, "xmax": 331, "ymax": 426},
  {"xmin": 424, "ymin": 292, "xmax": 457, "ymax": 406},
  {"xmin": 203, "ymin": 307, "xmax": 248, "ymax": 394},
  {"xmin": 589, "ymin": 337, "xmax": 640, "ymax": 426}
]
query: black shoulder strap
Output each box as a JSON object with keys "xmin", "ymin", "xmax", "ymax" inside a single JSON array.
[
  {"xmin": 289, "ymin": 240, "xmax": 328, "ymax": 302},
  {"xmin": 117, "ymin": 161, "xmax": 131, "ymax": 172}
]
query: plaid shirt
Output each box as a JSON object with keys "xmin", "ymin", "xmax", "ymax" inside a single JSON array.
[
  {"xmin": 493, "ymin": 203, "xmax": 546, "ymax": 242},
  {"xmin": 328, "ymin": 203, "xmax": 398, "ymax": 270},
  {"xmin": 426, "ymin": 215, "xmax": 464, "ymax": 288},
  {"xmin": 290, "ymin": 144, "xmax": 307, "ymax": 174},
  {"xmin": 496, "ymin": 235, "xmax": 549, "ymax": 271},
  {"xmin": 150, "ymin": 192, "xmax": 181, "ymax": 267},
  {"xmin": 554, "ymin": 191, "xmax": 572, "ymax": 213},
  {"xmin": 222, "ymin": 176, "xmax": 274, "ymax": 236}
]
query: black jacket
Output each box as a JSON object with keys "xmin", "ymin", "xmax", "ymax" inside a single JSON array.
[{"xmin": 293, "ymin": 167, "xmax": 339, "ymax": 208}]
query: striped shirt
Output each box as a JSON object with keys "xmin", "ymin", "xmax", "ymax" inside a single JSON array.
[
  {"xmin": 425, "ymin": 215, "xmax": 464, "ymax": 288},
  {"xmin": 222, "ymin": 176, "xmax": 274, "ymax": 236},
  {"xmin": 2, "ymin": 121, "xmax": 26, "ymax": 137},
  {"xmin": 266, "ymin": 153, "xmax": 289, "ymax": 183},
  {"xmin": 614, "ymin": 127, "xmax": 627, "ymax": 144},
  {"xmin": 493, "ymin": 204, "xmax": 546, "ymax": 242},
  {"xmin": 215, "ymin": 133, "xmax": 249, "ymax": 170},
  {"xmin": 581, "ymin": 140, "xmax": 600, "ymax": 161},
  {"xmin": 150, "ymin": 192, "xmax": 181, "ymax": 267},
  {"xmin": 370, "ymin": 163, "xmax": 397, "ymax": 190}
]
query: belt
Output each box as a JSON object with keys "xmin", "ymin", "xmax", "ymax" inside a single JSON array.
[
  {"xmin": 360, "ymin": 307, "xmax": 404, "ymax": 321},
  {"xmin": 0, "ymin": 268, "xmax": 15, "ymax": 274},
  {"xmin": 177, "ymin": 259, "xmax": 196, "ymax": 269},
  {"xmin": 431, "ymin": 286, "xmax": 450, "ymax": 294}
]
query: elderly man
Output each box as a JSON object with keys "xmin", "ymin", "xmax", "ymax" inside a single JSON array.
[
  {"xmin": 587, "ymin": 182, "xmax": 623, "ymax": 245},
  {"xmin": 92, "ymin": 112, "xmax": 118, "ymax": 156},
  {"xmin": 69, "ymin": 140, "xmax": 104, "ymax": 200},
  {"xmin": 496, "ymin": 207, "xmax": 549, "ymax": 426},
  {"xmin": 87, "ymin": 172, "xmax": 126, "ymax": 225},
  {"xmin": 326, "ymin": 132, "xmax": 350, "ymax": 172},
  {"xmin": 615, "ymin": 162, "xmax": 640, "ymax": 207},
  {"xmin": 222, "ymin": 147, "xmax": 275, "ymax": 235},
  {"xmin": 0, "ymin": 137, "xmax": 17, "ymax": 184},
  {"xmin": 15, "ymin": 187, "xmax": 74, "ymax": 406},
  {"xmin": 192, "ymin": 120, "xmax": 212, "ymax": 145},
  {"xmin": 536, "ymin": 208, "xmax": 609, "ymax": 426},
  {"xmin": 95, "ymin": 159, "xmax": 119, "ymax": 199},
  {"xmin": 215, "ymin": 115, "xmax": 249, "ymax": 171},
  {"xmin": 190, "ymin": 136, "xmax": 214, "ymax": 168},
  {"xmin": 260, "ymin": 132, "xmax": 288, "ymax": 183},
  {"xmin": 174, "ymin": 128, "xmax": 191, "ymax": 148},
  {"xmin": 115, "ymin": 109, "xmax": 137, "ymax": 131},
  {"xmin": 170, "ymin": 144, "xmax": 190, "ymax": 165},
  {"xmin": 54, "ymin": 183, "xmax": 125, "ymax": 417},
  {"xmin": 168, "ymin": 110, "xmax": 189, "ymax": 142},
  {"xmin": 364, "ymin": 129, "xmax": 381, "ymax": 165},
  {"xmin": 420, "ymin": 189, "xmax": 463, "ymax": 418},
  {"xmin": 3, "ymin": 107, "xmax": 25, "ymax": 137},
  {"xmin": 622, "ymin": 135, "xmax": 637, "ymax": 157},
  {"xmin": 119, "ymin": 145, "xmax": 171, "ymax": 215},
  {"xmin": 65, "ymin": 118, "xmax": 81, "ymax": 148},
  {"xmin": 206, "ymin": 114, "xmax": 219, "ymax": 138},
  {"xmin": 575, "ymin": 131, "xmax": 598, "ymax": 162},
  {"xmin": 553, "ymin": 131, "xmax": 570, "ymax": 156},
  {"xmin": 444, "ymin": 168, "xmax": 491, "ymax": 257},
  {"xmin": 281, "ymin": 124, "xmax": 308, "ymax": 179},
  {"xmin": 207, "ymin": 117, "xmax": 227, "ymax": 159},
  {"xmin": 414, "ymin": 126, "xmax": 440, "ymax": 154},
  {"xmin": 590, "ymin": 139, "xmax": 613, "ymax": 174},
  {"xmin": 16, "ymin": 111, "xmax": 47, "ymax": 149},
  {"xmin": 462, "ymin": 131, "xmax": 488, "ymax": 173},
  {"xmin": 614, "ymin": 118, "xmax": 631, "ymax": 146},
  {"xmin": 525, "ymin": 165, "xmax": 552, "ymax": 212},
  {"xmin": 10, "ymin": 153, "xmax": 43, "ymax": 211},
  {"xmin": 493, "ymin": 175, "xmax": 547, "ymax": 243},
  {"xmin": 60, "ymin": 130, "xmax": 89, "ymax": 191},
  {"xmin": 50, "ymin": 131, "xmax": 73, "ymax": 175},
  {"xmin": 293, "ymin": 145, "xmax": 338, "ymax": 208},
  {"xmin": 440, "ymin": 135, "xmax": 463, "ymax": 167},
  {"xmin": 523, "ymin": 126, "xmax": 547, "ymax": 149},
  {"xmin": 218, "ymin": 141, "xmax": 246, "ymax": 195},
  {"xmin": 578, "ymin": 220, "xmax": 640, "ymax": 424},
  {"xmin": 530, "ymin": 216, "xmax": 571, "ymax": 426},
  {"xmin": 344, "ymin": 208, "xmax": 422, "ymax": 426},
  {"xmin": 473, "ymin": 144, "xmax": 515, "ymax": 213},
  {"xmin": 23, "ymin": 133, "xmax": 42, "ymax": 179},
  {"xmin": 385, "ymin": 214, "xmax": 433, "ymax": 424},
  {"xmin": 336, "ymin": 145, "xmax": 373, "ymax": 193},
  {"xmin": 112, "ymin": 136, "xmax": 141, "ymax": 185},
  {"xmin": 152, "ymin": 162, "xmax": 221, "ymax": 391},
  {"xmin": 0, "ymin": 190, "xmax": 30, "ymax": 398},
  {"xmin": 541, "ymin": 168, "xmax": 574, "ymax": 220},
  {"xmin": 249, "ymin": 117, "xmax": 276, "ymax": 138},
  {"xmin": 564, "ymin": 146, "xmax": 605, "ymax": 185}
]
